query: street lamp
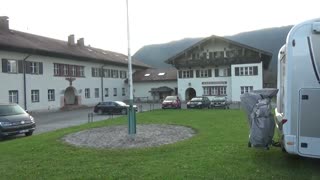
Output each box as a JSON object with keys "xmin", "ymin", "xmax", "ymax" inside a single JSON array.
[{"xmin": 126, "ymin": 0, "xmax": 136, "ymax": 137}]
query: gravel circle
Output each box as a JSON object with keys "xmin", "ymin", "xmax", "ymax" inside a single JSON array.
[{"xmin": 62, "ymin": 124, "xmax": 196, "ymax": 149}]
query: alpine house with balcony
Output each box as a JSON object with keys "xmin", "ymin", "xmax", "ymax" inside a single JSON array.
[{"xmin": 165, "ymin": 35, "xmax": 272, "ymax": 102}]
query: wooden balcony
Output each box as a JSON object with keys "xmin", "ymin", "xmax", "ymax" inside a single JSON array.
[{"xmin": 172, "ymin": 55, "xmax": 261, "ymax": 69}]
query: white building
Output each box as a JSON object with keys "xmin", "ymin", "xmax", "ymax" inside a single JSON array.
[
  {"xmin": 132, "ymin": 68, "xmax": 177, "ymax": 102},
  {"xmin": 0, "ymin": 16, "xmax": 149, "ymax": 111},
  {"xmin": 166, "ymin": 35, "xmax": 272, "ymax": 102}
]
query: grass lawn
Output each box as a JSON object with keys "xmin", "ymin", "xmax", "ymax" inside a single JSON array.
[{"xmin": 1, "ymin": 109, "xmax": 320, "ymax": 179}]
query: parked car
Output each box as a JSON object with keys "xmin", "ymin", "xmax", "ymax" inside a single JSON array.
[
  {"xmin": 94, "ymin": 101, "xmax": 137, "ymax": 115},
  {"xmin": 162, "ymin": 96, "xmax": 181, "ymax": 109},
  {"xmin": 210, "ymin": 96, "xmax": 229, "ymax": 109},
  {"xmin": 187, "ymin": 96, "xmax": 211, "ymax": 109},
  {"xmin": 0, "ymin": 103, "xmax": 36, "ymax": 139}
]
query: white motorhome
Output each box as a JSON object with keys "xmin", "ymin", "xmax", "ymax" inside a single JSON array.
[{"xmin": 275, "ymin": 18, "xmax": 320, "ymax": 158}]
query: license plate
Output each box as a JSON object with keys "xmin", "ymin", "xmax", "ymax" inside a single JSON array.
[{"xmin": 19, "ymin": 129, "xmax": 29, "ymax": 133}]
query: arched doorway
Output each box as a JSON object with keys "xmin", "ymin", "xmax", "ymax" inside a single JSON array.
[
  {"xmin": 64, "ymin": 86, "xmax": 77, "ymax": 105},
  {"xmin": 185, "ymin": 88, "xmax": 196, "ymax": 101}
]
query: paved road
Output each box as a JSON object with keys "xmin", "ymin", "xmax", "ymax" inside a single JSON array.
[
  {"xmin": 30, "ymin": 102, "xmax": 242, "ymax": 135},
  {"xmin": 33, "ymin": 103, "xmax": 163, "ymax": 134}
]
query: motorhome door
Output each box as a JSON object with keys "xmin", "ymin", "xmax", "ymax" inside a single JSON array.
[{"xmin": 298, "ymin": 89, "xmax": 320, "ymax": 157}]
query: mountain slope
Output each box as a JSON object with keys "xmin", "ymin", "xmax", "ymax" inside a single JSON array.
[{"xmin": 133, "ymin": 38, "xmax": 202, "ymax": 68}]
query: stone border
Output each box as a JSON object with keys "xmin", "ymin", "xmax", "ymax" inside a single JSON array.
[{"xmin": 62, "ymin": 124, "xmax": 196, "ymax": 149}]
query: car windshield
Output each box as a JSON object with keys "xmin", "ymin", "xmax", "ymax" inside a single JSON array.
[
  {"xmin": 165, "ymin": 96, "xmax": 177, "ymax": 100},
  {"xmin": 191, "ymin": 97, "xmax": 202, "ymax": 101},
  {"xmin": 115, "ymin": 101, "xmax": 127, "ymax": 106},
  {"xmin": 0, "ymin": 104, "xmax": 26, "ymax": 116}
]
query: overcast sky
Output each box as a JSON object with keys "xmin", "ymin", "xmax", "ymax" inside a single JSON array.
[{"xmin": 1, "ymin": 0, "xmax": 319, "ymax": 54}]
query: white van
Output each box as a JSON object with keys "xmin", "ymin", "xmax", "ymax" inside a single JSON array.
[{"xmin": 275, "ymin": 18, "xmax": 320, "ymax": 158}]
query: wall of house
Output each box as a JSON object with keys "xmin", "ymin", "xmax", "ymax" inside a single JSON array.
[
  {"xmin": 0, "ymin": 50, "xmax": 132, "ymax": 112},
  {"xmin": 133, "ymin": 81, "xmax": 177, "ymax": 102},
  {"xmin": 231, "ymin": 62, "xmax": 263, "ymax": 101},
  {"xmin": 177, "ymin": 67, "xmax": 232, "ymax": 102},
  {"xmin": 177, "ymin": 62, "xmax": 263, "ymax": 102}
]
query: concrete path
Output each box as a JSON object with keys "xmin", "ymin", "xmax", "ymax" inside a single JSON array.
[{"xmin": 33, "ymin": 103, "xmax": 163, "ymax": 134}]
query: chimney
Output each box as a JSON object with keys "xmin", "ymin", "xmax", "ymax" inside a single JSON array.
[
  {"xmin": 77, "ymin": 38, "xmax": 85, "ymax": 47},
  {"xmin": 68, "ymin": 34, "xmax": 75, "ymax": 46},
  {"xmin": 0, "ymin": 16, "xmax": 9, "ymax": 31}
]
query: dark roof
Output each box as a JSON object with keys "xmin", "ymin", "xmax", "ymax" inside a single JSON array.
[
  {"xmin": 0, "ymin": 29, "xmax": 150, "ymax": 68},
  {"xmin": 133, "ymin": 68, "xmax": 177, "ymax": 82},
  {"xmin": 165, "ymin": 34, "xmax": 272, "ymax": 67}
]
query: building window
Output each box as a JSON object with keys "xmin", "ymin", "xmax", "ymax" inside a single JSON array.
[
  {"xmin": 92, "ymin": 68, "xmax": 99, "ymax": 77},
  {"xmin": 95, "ymin": 88, "xmax": 99, "ymax": 98},
  {"xmin": 105, "ymin": 88, "xmax": 109, "ymax": 97},
  {"xmin": 203, "ymin": 86, "xmax": 226, "ymax": 96},
  {"xmin": 79, "ymin": 67, "xmax": 84, "ymax": 77},
  {"xmin": 54, "ymin": 64, "xmax": 59, "ymax": 75},
  {"xmin": 30, "ymin": 62, "xmax": 40, "ymax": 74},
  {"xmin": 31, "ymin": 90, "xmax": 40, "ymax": 103},
  {"xmin": 71, "ymin": 66, "xmax": 76, "ymax": 76},
  {"xmin": 48, "ymin": 89, "xmax": 55, "ymax": 101},
  {"xmin": 240, "ymin": 67, "xmax": 244, "ymax": 76},
  {"xmin": 122, "ymin": 88, "xmax": 126, "ymax": 96},
  {"xmin": 113, "ymin": 88, "xmax": 117, "ymax": 96},
  {"xmin": 222, "ymin": 68, "xmax": 228, "ymax": 77},
  {"xmin": 54, "ymin": 63, "xmax": 84, "ymax": 77},
  {"xmin": 244, "ymin": 67, "xmax": 248, "ymax": 75},
  {"xmin": 103, "ymin": 69, "xmax": 111, "ymax": 78},
  {"xmin": 85, "ymin": 88, "xmax": 90, "ymax": 98},
  {"xmin": 63, "ymin": 65, "xmax": 68, "ymax": 76},
  {"xmin": 111, "ymin": 70, "xmax": 119, "ymax": 78},
  {"xmin": 200, "ymin": 69, "xmax": 208, "ymax": 77},
  {"xmin": 240, "ymin": 86, "xmax": 253, "ymax": 94},
  {"xmin": 178, "ymin": 70, "xmax": 193, "ymax": 78},
  {"xmin": 219, "ymin": 86, "xmax": 226, "ymax": 95},
  {"xmin": 120, "ymin": 71, "xmax": 127, "ymax": 79},
  {"xmin": 203, "ymin": 87, "xmax": 210, "ymax": 95},
  {"xmin": 9, "ymin": 90, "xmax": 18, "ymax": 104},
  {"xmin": 183, "ymin": 70, "xmax": 190, "ymax": 78},
  {"xmin": 7, "ymin": 60, "xmax": 17, "ymax": 73},
  {"xmin": 235, "ymin": 66, "xmax": 258, "ymax": 76}
]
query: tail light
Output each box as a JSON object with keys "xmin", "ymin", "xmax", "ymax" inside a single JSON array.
[{"xmin": 281, "ymin": 119, "xmax": 288, "ymax": 125}]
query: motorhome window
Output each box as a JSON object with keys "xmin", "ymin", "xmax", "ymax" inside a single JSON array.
[{"xmin": 278, "ymin": 54, "xmax": 286, "ymax": 113}]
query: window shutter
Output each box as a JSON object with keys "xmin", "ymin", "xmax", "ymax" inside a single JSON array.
[
  {"xmin": 215, "ymin": 69, "xmax": 219, "ymax": 77},
  {"xmin": 76, "ymin": 66, "xmax": 80, "ymax": 77},
  {"xmin": 67, "ymin": 65, "xmax": 71, "ymax": 76},
  {"xmin": 227, "ymin": 68, "xmax": 231, "ymax": 76},
  {"xmin": 26, "ymin": 61, "xmax": 31, "ymax": 74},
  {"xmin": 2, "ymin": 59, "xmax": 8, "ymax": 72},
  {"xmin": 196, "ymin": 70, "xmax": 200, "ymax": 77},
  {"xmin": 208, "ymin": 69, "xmax": 212, "ymax": 77},
  {"xmin": 253, "ymin": 66, "xmax": 258, "ymax": 75},
  {"xmin": 178, "ymin": 71, "xmax": 182, "ymax": 78},
  {"xmin": 39, "ymin": 62, "xmax": 43, "ymax": 74},
  {"xmin": 190, "ymin": 70, "xmax": 193, "ymax": 78},
  {"xmin": 59, "ymin": 64, "xmax": 63, "ymax": 76},
  {"xmin": 235, "ymin": 67, "xmax": 239, "ymax": 76},
  {"xmin": 18, "ymin": 60, "xmax": 23, "ymax": 73},
  {"xmin": 99, "ymin": 68, "xmax": 102, "ymax": 77},
  {"xmin": 92, "ymin": 68, "xmax": 95, "ymax": 77}
]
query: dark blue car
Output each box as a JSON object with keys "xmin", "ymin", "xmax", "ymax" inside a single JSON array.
[
  {"xmin": 187, "ymin": 96, "xmax": 211, "ymax": 109},
  {"xmin": 0, "ymin": 103, "xmax": 36, "ymax": 139}
]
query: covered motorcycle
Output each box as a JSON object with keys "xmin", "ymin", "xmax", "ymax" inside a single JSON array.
[{"xmin": 240, "ymin": 88, "xmax": 278, "ymax": 149}]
